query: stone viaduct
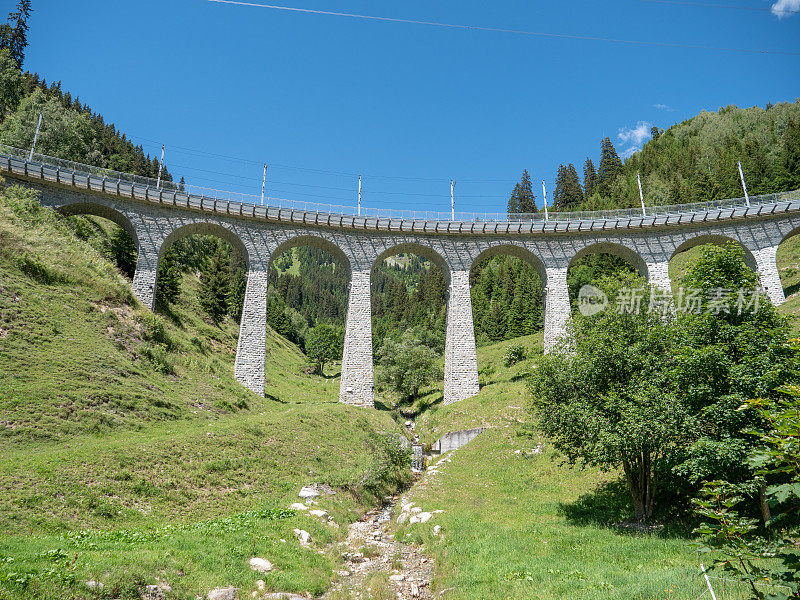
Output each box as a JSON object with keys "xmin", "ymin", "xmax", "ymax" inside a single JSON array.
[{"xmin": 3, "ymin": 152, "xmax": 800, "ymax": 408}]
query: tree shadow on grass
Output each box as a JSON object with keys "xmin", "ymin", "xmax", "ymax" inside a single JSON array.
[
  {"xmin": 155, "ymin": 301, "xmax": 183, "ymax": 327},
  {"xmin": 264, "ymin": 392, "xmax": 287, "ymax": 404},
  {"xmin": 559, "ymin": 478, "xmax": 696, "ymax": 539},
  {"xmin": 559, "ymin": 479, "xmax": 633, "ymax": 527}
]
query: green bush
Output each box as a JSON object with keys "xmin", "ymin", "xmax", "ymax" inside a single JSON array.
[{"xmin": 503, "ymin": 344, "xmax": 527, "ymax": 367}]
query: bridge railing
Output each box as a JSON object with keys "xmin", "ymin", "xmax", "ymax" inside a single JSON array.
[{"xmin": 2, "ymin": 142, "xmax": 799, "ymax": 223}]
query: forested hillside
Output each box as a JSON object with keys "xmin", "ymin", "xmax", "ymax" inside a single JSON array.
[{"xmin": 549, "ymin": 100, "xmax": 800, "ymax": 211}]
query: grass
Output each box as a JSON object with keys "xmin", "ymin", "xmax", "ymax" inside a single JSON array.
[
  {"xmin": 402, "ymin": 337, "xmax": 751, "ymax": 600},
  {"xmin": 0, "ymin": 181, "xmax": 409, "ymax": 599}
]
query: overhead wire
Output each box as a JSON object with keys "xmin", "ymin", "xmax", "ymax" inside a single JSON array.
[
  {"xmin": 632, "ymin": 0, "xmax": 800, "ymax": 13},
  {"xmin": 207, "ymin": 0, "xmax": 800, "ymax": 56}
]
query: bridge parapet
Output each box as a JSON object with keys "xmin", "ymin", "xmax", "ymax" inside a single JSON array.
[{"xmin": 3, "ymin": 146, "xmax": 799, "ymax": 234}]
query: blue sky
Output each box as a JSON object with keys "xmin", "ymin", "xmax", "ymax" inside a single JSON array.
[{"xmin": 21, "ymin": 0, "xmax": 800, "ymax": 214}]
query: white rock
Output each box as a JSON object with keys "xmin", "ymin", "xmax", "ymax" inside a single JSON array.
[
  {"xmin": 256, "ymin": 580, "xmax": 266, "ymax": 591},
  {"xmin": 262, "ymin": 594, "xmax": 307, "ymax": 600},
  {"xmin": 389, "ymin": 574, "xmax": 405, "ymax": 582},
  {"xmin": 396, "ymin": 513, "xmax": 408, "ymax": 525},
  {"xmin": 207, "ymin": 587, "xmax": 237, "ymax": 600},
  {"xmin": 433, "ymin": 525, "xmax": 442, "ymax": 535},
  {"xmin": 298, "ymin": 486, "xmax": 320, "ymax": 499},
  {"xmin": 288, "ymin": 502, "xmax": 308, "ymax": 511},
  {"xmin": 143, "ymin": 585, "xmax": 166, "ymax": 600},
  {"xmin": 85, "ymin": 581, "xmax": 104, "ymax": 590},
  {"xmin": 410, "ymin": 507, "xmax": 422, "ymax": 514},
  {"xmin": 249, "ymin": 557, "xmax": 273, "ymax": 572},
  {"xmin": 418, "ymin": 512, "xmax": 432, "ymax": 523},
  {"xmin": 309, "ymin": 509, "xmax": 329, "ymax": 520},
  {"xmin": 293, "ymin": 528, "xmax": 311, "ymax": 544},
  {"xmin": 409, "ymin": 515, "xmax": 420, "ymax": 525}
]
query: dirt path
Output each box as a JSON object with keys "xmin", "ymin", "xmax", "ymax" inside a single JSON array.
[{"xmin": 321, "ymin": 494, "xmax": 435, "ymax": 600}]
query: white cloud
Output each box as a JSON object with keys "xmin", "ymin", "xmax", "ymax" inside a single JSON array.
[
  {"xmin": 771, "ymin": 0, "xmax": 800, "ymax": 18},
  {"xmin": 618, "ymin": 121, "xmax": 653, "ymax": 161},
  {"xmin": 653, "ymin": 103, "xmax": 674, "ymax": 112},
  {"xmin": 618, "ymin": 121, "xmax": 653, "ymax": 146}
]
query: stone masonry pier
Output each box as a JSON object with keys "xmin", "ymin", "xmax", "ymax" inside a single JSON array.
[{"xmin": 3, "ymin": 152, "xmax": 800, "ymax": 408}]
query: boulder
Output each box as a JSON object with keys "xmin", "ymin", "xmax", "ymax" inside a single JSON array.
[
  {"xmin": 298, "ymin": 486, "xmax": 319, "ymax": 499},
  {"xmin": 308, "ymin": 509, "xmax": 329, "ymax": 520},
  {"xmin": 418, "ymin": 512, "xmax": 432, "ymax": 523},
  {"xmin": 293, "ymin": 528, "xmax": 311, "ymax": 544},
  {"xmin": 288, "ymin": 503, "xmax": 308, "ymax": 511},
  {"xmin": 249, "ymin": 557, "xmax": 273, "ymax": 572},
  {"xmin": 142, "ymin": 585, "xmax": 165, "ymax": 600},
  {"xmin": 207, "ymin": 587, "xmax": 237, "ymax": 600}
]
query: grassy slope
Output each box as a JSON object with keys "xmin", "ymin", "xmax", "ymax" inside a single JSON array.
[
  {"xmin": 407, "ymin": 337, "xmax": 748, "ymax": 600},
  {"xmin": 0, "ymin": 182, "xmax": 406, "ymax": 600}
]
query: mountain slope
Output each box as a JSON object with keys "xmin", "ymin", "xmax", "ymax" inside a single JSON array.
[{"xmin": 0, "ymin": 180, "xmax": 409, "ymax": 600}]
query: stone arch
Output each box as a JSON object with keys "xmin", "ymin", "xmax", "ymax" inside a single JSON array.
[
  {"xmin": 469, "ymin": 243, "xmax": 547, "ymax": 287},
  {"xmin": 268, "ymin": 234, "xmax": 352, "ymax": 279},
  {"xmin": 372, "ymin": 242, "xmax": 451, "ymax": 284},
  {"xmin": 55, "ymin": 202, "xmax": 139, "ymax": 250},
  {"xmin": 161, "ymin": 221, "xmax": 250, "ymax": 267},
  {"xmin": 569, "ymin": 241, "xmax": 649, "ymax": 280},
  {"xmin": 670, "ymin": 234, "xmax": 757, "ymax": 272}
]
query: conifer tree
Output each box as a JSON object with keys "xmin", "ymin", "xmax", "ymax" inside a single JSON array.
[
  {"xmin": 583, "ymin": 158, "xmax": 597, "ymax": 198},
  {"xmin": 0, "ymin": 0, "xmax": 32, "ymax": 68},
  {"xmin": 563, "ymin": 163, "xmax": 584, "ymax": 207},
  {"xmin": 155, "ymin": 247, "xmax": 181, "ymax": 307},
  {"xmin": 597, "ymin": 137, "xmax": 624, "ymax": 196},
  {"xmin": 783, "ymin": 118, "xmax": 800, "ymax": 189},
  {"xmin": 110, "ymin": 227, "xmax": 137, "ymax": 279},
  {"xmin": 199, "ymin": 248, "xmax": 230, "ymax": 323},
  {"xmin": 517, "ymin": 169, "xmax": 537, "ymax": 213},
  {"xmin": 507, "ymin": 170, "xmax": 537, "ymax": 217},
  {"xmin": 507, "ymin": 182, "xmax": 521, "ymax": 218},
  {"xmin": 553, "ymin": 164, "xmax": 568, "ymax": 209}
]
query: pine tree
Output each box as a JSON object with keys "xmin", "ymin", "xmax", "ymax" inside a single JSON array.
[
  {"xmin": 553, "ymin": 164, "xmax": 568, "ymax": 209},
  {"xmin": 507, "ymin": 182, "xmax": 521, "ymax": 218},
  {"xmin": 155, "ymin": 248, "xmax": 181, "ymax": 307},
  {"xmin": 0, "ymin": 0, "xmax": 32, "ymax": 67},
  {"xmin": 199, "ymin": 248, "xmax": 230, "ymax": 323},
  {"xmin": 110, "ymin": 227, "xmax": 137, "ymax": 279},
  {"xmin": 598, "ymin": 137, "xmax": 624, "ymax": 196},
  {"xmin": 563, "ymin": 163, "xmax": 584, "ymax": 207},
  {"xmin": 783, "ymin": 118, "xmax": 800, "ymax": 189},
  {"xmin": 517, "ymin": 169, "xmax": 537, "ymax": 213},
  {"xmin": 583, "ymin": 158, "xmax": 598, "ymax": 198},
  {"xmin": 506, "ymin": 290, "xmax": 526, "ymax": 338}
]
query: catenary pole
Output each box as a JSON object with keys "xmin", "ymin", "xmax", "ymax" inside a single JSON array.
[
  {"xmin": 358, "ymin": 175, "xmax": 362, "ymax": 216},
  {"xmin": 156, "ymin": 145, "xmax": 165, "ymax": 189},
  {"xmin": 738, "ymin": 161, "xmax": 751, "ymax": 208},
  {"xmin": 261, "ymin": 164, "xmax": 268, "ymax": 206},
  {"xmin": 28, "ymin": 111, "xmax": 43, "ymax": 162},
  {"xmin": 450, "ymin": 179, "xmax": 456, "ymax": 220},
  {"xmin": 542, "ymin": 179, "xmax": 549, "ymax": 222},
  {"xmin": 637, "ymin": 172, "xmax": 647, "ymax": 217}
]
